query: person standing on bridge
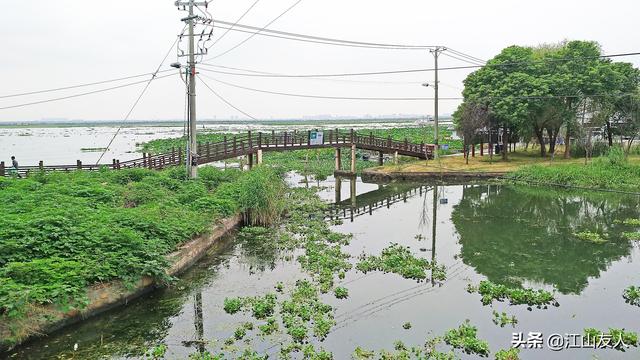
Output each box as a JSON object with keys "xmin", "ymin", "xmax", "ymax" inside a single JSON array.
[{"xmin": 10, "ymin": 156, "xmax": 21, "ymax": 178}]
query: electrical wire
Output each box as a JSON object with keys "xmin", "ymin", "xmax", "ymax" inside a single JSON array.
[
  {"xmin": 205, "ymin": 0, "xmax": 304, "ymax": 61},
  {"xmin": 441, "ymin": 51, "xmax": 486, "ymax": 66},
  {"xmin": 0, "ymin": 74, "xmax": 176, "ymax": 111},
  {"xmin": 447, "ymin": 48, "xmax": 486, "ymax": 64},
  {"xmin": 200, "ymin": 63, "xmax": 425, "ymax": 85},
  {"xmin": 199, "ymin": 73, "xmax": 637, "ymax": 102},
  {"xmin": 0, "ymin": 70, "xmax": 175, "ymax": 100},
  {"xmin": 197, "ymin": 75, "xmax": 259, "ymax": 120},
  {"xmin": 96, "ymin": 29, "xmax": 185, "ymax": 164},
  {"xmin": 208, "ymin": 0, "xmax": 262, "ymax": 49},
  {"xmin": 200, "ymin": 51, "xmax": 640, "ymax": 79},
  {"xmin": 207, "ymin": 20, "xmax": 437, "ymax": 50}
]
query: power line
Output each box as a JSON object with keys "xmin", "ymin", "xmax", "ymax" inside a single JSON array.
[
  {"xmin": 208, "ymin": 0, "xmax": 262, "ymax": 49},
  {"xmin": 199, "ymin": 51, "xmax": 640, "ymax": 79},
  {"xmin": 200, "ymin": 64, "xmax": 425, "ymax": 85},
  {"xmin": 0, "ymin": 74, "xmax": 176, "ymax": 111},
  {"xmin": 197, "ymin": 75, "xmax": 259, "ymax": 120},
  {"xmin": 199, "ymin": 73, "xmax": 637, "ymax": 102},
  {"xmin": 200, "ymin": 74, "xmax": 446, "ymax": 100},
  {"xmin": 0, "ymin": 69, "xmax": 174, "ymax": 99},
  {"xmin": 96, "ymin": 30, "xmax": 184, "ymax": 164},
  {"xmin": 206, "ymin": 0, "xmax": 304, "ymax": 61},
  {"xmin": 441, "ymin": 51, "xmax": 485, "ymax": 66},
  {"xmin": 447, "ymin": 48, "xmax": 486, "ymax": 64},
  {"xmin": 209, "ymin": 20, "xmax": 437, "ymax": 50}
]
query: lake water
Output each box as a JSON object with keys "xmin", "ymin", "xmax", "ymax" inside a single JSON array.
[
  {"xmin": 6, "ymin": 176, "xmax": 640, "ymax": 359},
  {"xmin": 0, "ymin": 121, "xmax": 419, "ymax": 166}
]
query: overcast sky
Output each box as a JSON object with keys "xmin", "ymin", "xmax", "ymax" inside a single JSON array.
[{"xmin": 1, "ymin": 0, "xmax": 638, "ymax": 122}]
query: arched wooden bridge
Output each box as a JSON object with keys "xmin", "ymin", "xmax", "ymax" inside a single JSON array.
[{"xmin": 0, "ymin": 129, "xmax": 435, "ymax": 177}]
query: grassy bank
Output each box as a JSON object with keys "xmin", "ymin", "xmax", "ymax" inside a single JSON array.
[
  {"xmin": 0, "ymin": 166, "xmax": 285, "ymax": 347},
  {"xmin": 371, "ymin": 147, "xmax": 640, "ymax": 192}
]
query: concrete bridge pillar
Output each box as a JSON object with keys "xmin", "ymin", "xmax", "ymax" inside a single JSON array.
[
  {"xmin": 335, "ymin": 148, "xmax": 342, "ymax": 170},
  {"xmin": 350, "ymin": 144, "xmax": 356, "ymax": 173},
  {"xmin": 256, "ymin": 149, "xmax": 263, "ymax": 164}
]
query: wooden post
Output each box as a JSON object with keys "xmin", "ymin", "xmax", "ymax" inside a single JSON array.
[
  {"xmin": 224, "ymin": 136, "xmax": 228, "ymax": 155},
  {"xmin": 271, "ymin": 130, "xmax": 275, "ymax": 145},
  {"xmin": 178, "ymin": 148, "xmax": 183, "ymax": 165},
  {"xmin": 112, "ymin": 159, "xmax": 117, "ymax": 169},
  {"xmin": 335, "ymin": 128, "xmax": 339, "ymax": 143},
  {"xmin": 0, "ymin": 161, "xmax": 4, "ymax": 177},
  {"xmin": 206, "ymin": 142, "xmax": 211, "ymax": 161},
  {"xmin": 39, "ymin": 160, "xmax": 44, "ymax": 171},
  {"xmin": 308, "ymin": 130, "xmax": 311, "ymax": 146},
  {"xmin": 233, "ymin": 136, "xmax": 237, "ymax": 155},
  {"xmin": 350, "ymin": 129, "xmax": 355, "ymax": 144},
  {"xmin": 248, "ymin": 153, "xmax": 254, "ymax": 169},
  {"xmin": 142, "ymin": 153, "xmax": 147, "ymax": 168},
  {"xmin": 328, "ymin": 130, "xmax": 333, "ymax": 144},
  {"xmin": 258, "ymin": 132, "xmax": 262, "ymax": 148},
  {"xmin": 351, "ymin": 143, "xmax": 356, "ymax": 173},
  {"xmin": 248, "ymin": 130, "xmax": 253, "ymax": 149},
  {"xmin": 480, "ymin": 137, "xmax": 484, "ymax": 156},
  {"xmin": 77, "ymin": 160, "xmax": 82, "ymax": 170},
  {"xmin": 370, "ymin": 132, "xmax": 373, "ymax": 144},
  {"xmin": 335, "ymin": 148, "xmax": 342, "ymax": 170},
  {"xmin": 283, "ymin": 131, "xmax": 288, "ymax": 148},
  {"xmin": 387, "ymin": 135, "xmax": 392, "ymax": 148},
  {"xmin": 471, "ymin": 143, "xmax": 475, "ymax": 157},
  {"xmin": 404, "ymin": 138, "xmax": 408, "ymax": 150},
  {"xmin": 378, "ymin": 151, "xmax": 384, "ymax": 166},
  {"xmin": 116, "ymin": 160, "xmax": 121, "ymax": 170},
  {"xmin": 257, "ymin": 149, "xmax": 263, "ymax": 164}
]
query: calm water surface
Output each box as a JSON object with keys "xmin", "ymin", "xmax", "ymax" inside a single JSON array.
[{"xmin": 6, "ymin": 177, "xmax": 640, "ymax": 359}]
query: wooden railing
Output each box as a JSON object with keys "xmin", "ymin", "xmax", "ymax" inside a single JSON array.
[{"xmin": 1, "ymin": 129, "xmax": 435, "ymax": 177}]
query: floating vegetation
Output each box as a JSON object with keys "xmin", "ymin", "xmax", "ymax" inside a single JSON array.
[
  {"xmin": 402, "ymin": 322, "xmax": 412, "ymax": 330},
  {"xmin": 334, "ymin": 286, "xmax": 349, "ymax": 299},
  {"xmin": 573, "ymin": 231, "xmax": 607, "ymax": 244},
  {"xmin": 443, "ymin": 320, "xmax": 490, "ymax": 357},
  {"xmin": 583, "ymin": 328, "xmax": 639, "ymax": 350},
  {"xmin": 495, "ymin": 347, "xmax": 520, "ymax": 360},
  {"xmin": 615, "ymin": 218, "xmax": 640, "ymax": 226},
  {"xmin": 622, "ymin": 232, "xmax": 640, "ymax": 241},
  {"xmin": 222, "ymin": 294, "xmax": 276, "ymax": 319},
  {"xmin": 414, "ymin": 234, "xmax": 425, "ymax": 241},
  {"xmin": 144, "ymin": 344, "xmax": 168, "ymax": 359},
  {"xmin": 492, "ymin": 311, "xmax": 518, "ymax": 327},
  {"xmin": 356, "ymin": 243, "xmax": 446, "ymax": 282},
  {"xmin": 80, "ymin": 147, "xmax": 108, "ymax": 152},
  {"xmin": 351, "ymin": 336, "xmax": 456, "ymax": 360},
  {"xmin": 467, "ymin": 281, "xmax": 558, "ymax": 308},
  {"xmin": 258, "ymin": 317, "xmax": 278, "ymax": 335},
  {"xmin": 623, "ymin": 286, "xmax": 640, "ymax": 306}
]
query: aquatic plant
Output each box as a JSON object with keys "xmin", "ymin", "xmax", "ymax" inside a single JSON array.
[
  {"xmin": 620, "ymin": 218, "xmax": 640, "ymax": 226},
  {"xmin": 223, "ymin": 298, "xmax": 244, "ymax": 314},
  {"xmin": 402, "ymin": 322, "xmax": 412, "ymax": 330},
  {"xmin": 144, "ymin": 344, "xmax": 168, "ymax": 359},
  {"xmin": 623, "ymin": 286, "xmax": 640, "ymax": 306},
  {"xmin": 334, "ymin": 287, "xmax": 349, "ymax": 299},
  {"xmin": 467, "ymin": 281, "xmax": 557, "ymax": 308},
  {"xmin": 258, "ymin": 317, "xmax": 279, "ymax": 335},
  {"xmin": 356, "ymin": 244, "xmax": 444, "ymax": 282},
  {"xmin": 188, "ymin": 351, "xmax": 224, "ymax": 360},
  {"xmin": 583, "ymin": 328, "xmax": 638, "ymax": 350},
  {"xmin": 622, "ymin": 232, "xmax": 640, "ymax": 240},
  {"xmin": 573, "ymin": 231, "xmax": 607, "ymax": 244},
  {"xmin": 495, "ymin": 348, "xmax": 520, "ymax": 360},
  {"xmin": 492, "ymin": 311, "xmax": 518, "ymax": 327},
  {"xmin": 443, "ymin": 320, "xmax": 490, "ymax": 357},
  {"xmin": 234, "ymin": 327, "xmax": 247, "ymax": 340}
]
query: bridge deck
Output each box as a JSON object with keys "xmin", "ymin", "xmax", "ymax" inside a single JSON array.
[{"xmin": 1, "ymin": 129, "xmax": 435, "ymax": 177}]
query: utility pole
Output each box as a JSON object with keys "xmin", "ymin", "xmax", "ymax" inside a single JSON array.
[
  {"xmin": 176, "ymin": 1, "xmax": 209, "ymax": 179},
  {"xmin": 430, "ymin": 46, "xmax": 446, "ymax": 158}
]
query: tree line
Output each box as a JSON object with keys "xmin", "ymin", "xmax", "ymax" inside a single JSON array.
[{"xmin": 453, "ymin": 40, "xmax": 640, "ymax": 160}]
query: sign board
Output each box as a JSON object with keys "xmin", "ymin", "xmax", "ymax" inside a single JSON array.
[
  {"xmin": 310, "ymin": 131, "xmax": 324, "ymax": 145},
  {"xmin": 440, "ymin": 144, "xmax": 449, "ymax": 151}
]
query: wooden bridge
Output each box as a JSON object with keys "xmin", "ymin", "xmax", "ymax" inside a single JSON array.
[{"xmin": 0, "ymin": 129, "xmax": 435, "ymax": 177}]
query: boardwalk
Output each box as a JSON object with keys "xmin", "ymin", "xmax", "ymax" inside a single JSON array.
[{"xmin": 1, "ymin": 129, "xmax": 435, "ymax": 177}]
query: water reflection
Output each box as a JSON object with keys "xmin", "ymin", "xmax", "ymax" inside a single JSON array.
[{"xmin": 452, "ymin": 184, "xmax": 640, "ymax": 294}]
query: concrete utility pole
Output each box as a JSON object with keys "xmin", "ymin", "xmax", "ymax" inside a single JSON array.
[
  {"xmin": 430, "ymin": 46, "xmax": 446, "ymax": 158},
  {"xmin": 176, "ymin": 0, "xmax": 208, "ymax": 179}
]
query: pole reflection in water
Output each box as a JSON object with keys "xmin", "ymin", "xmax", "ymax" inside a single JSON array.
[{"xmin": 431, "ymin": 185, "xmax": 438, "ymax": 286}]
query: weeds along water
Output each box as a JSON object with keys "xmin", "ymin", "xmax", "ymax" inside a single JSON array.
[{"xmin": 4, "ymin": 174, "xmax": 640, "ymax": 359}]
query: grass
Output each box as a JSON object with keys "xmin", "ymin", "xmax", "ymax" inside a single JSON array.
[
  {"xmin": 372, "ymin": 147, "xmax": 640, "ymax": 193},
  {"xmin": 467, "ymin": 281, "xmax": 557, "ymax": 308},
  {"xmin": 0, "ymin": 165, "xmax": 285, "ymax": 347}
]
